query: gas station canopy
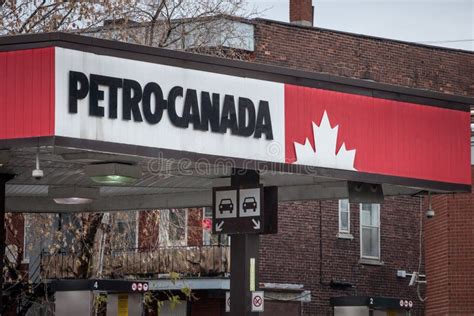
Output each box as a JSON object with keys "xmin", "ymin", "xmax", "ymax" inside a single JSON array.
[{"xmin": 0, "ymin": 33, "xmax": 471, "ymax": 212}]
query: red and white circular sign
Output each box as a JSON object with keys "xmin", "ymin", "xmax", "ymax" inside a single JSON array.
[
  {"xmin": 131, "ymin": 283, "xmax": 137, "ymax": 291},
  {"xmin": 143, "ymin": 283, "xmax": 149, "ymax": 291},
  {"xmin": 399, "ymin": 300, "xmax": 404, "ymax": 307},
  {"xmin": 404, "ymin": 300, "xmax": 409, "ymax": 308},
  {"xmin": 408, "ymin": 301, "xmax": 413, "ymax": 308},
  {"xmin": 137, "ymin": 283, "xmax": 143, "ymax": 291},
  {"xmin": 253, "ymin": 295, "xmax": 263, "ymax": 307}
]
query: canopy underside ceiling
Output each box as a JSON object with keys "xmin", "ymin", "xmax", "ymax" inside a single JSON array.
[{"xmin": 2, "ymin": 144, "xmax": 425, "ymax": 213}]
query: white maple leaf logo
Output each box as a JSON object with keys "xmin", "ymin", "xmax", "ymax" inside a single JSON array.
[{"xmin": 293, "ymin": 111, "xmax": 357, "ymax": 171}]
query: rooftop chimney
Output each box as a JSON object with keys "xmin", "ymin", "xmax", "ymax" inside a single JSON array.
[{"xmin": 289, "ymin": 0, "xmax": 314, "ymax": 26}]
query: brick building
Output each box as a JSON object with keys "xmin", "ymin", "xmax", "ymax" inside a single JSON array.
[
  {"xmin": 260, "ymin": 197, "xmax": 424, "ymax": 315},
  {"xmin": 2, "ymin": 1, "xmax": 473, "ymax": 315},
  {"xmin": 250, "ymin": 1, "xmax": 473, "ymax": 314},
  {"xmin": 424, "ymin": 170, "xmax": 474, "ymax": 315}
]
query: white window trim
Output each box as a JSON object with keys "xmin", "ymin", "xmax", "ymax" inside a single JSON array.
[
  {"xmin": 134, "ymin": 211, "xmax": 139, "ymax": 249},
  {"xmin": 337, "ymin": 199, "xmax": 353, "ymax": 239},
  {"xmin": 22, "ymin": 214, "xmax": 30, "ymax": 264},
  {"xmin": 359, "ymin": 203, "xmax": 381, "ymax": 261},
  {"xmin": 202, "ymin": 207, "xmax": 212, "ymax": 245},
  {"xmin": 159, "ymin": 209, "xmax": 188, "ymax": 247}
]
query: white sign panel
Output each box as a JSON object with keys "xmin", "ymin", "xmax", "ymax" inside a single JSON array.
[
  {"xmin": 215, "ymin": 190, "xmax": 237, "ymax": 219},
  {"xmin": 251, "ymin": 291, "xmax": 264, "ymax": 312},
  {"xmin": 239, "ymin": 188, "xmax": 261, "ymax": 217},
  {"xmin": 225, "ymin": 291, "xmax": 230, "ymax": 313},
  {"xmin": 213, "ymin": 186, "xmax": 265, "ymax": 234},
  {"xmin": 55, "ymin": 48, "xmax": 285, "ymax": 163}
]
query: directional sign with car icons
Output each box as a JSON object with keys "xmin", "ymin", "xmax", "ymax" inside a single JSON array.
[
  {"xmin": 239, "ymin": 188, "xmax": 261, "ymax": 217},
  {"xmin": 212, "ymin": 185, "xmax": 266, "ymax": 234},
  {"xmin": 215, "ymin": 190, "xmax": 237, "ymax": 219}
]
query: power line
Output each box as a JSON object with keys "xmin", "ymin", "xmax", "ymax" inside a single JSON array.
[{"xmin": 417, "ymin": 39, "xmax": 474, "ymax": 44}]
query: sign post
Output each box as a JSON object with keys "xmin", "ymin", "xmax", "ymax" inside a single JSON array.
[
  {"xmin": 230, "ymin": 229, "xmax": 260, "ymax": 315},
  {"xmin": 212, "ymin": 169, "xmax": 277, "ymax": 315},
  {"xmin": 213, "ymin": 169, "xmax": 274, "ymax": 316},
  {"xmin": 212, "ymin": 185, "xmax": 264, "ymax": 235}
]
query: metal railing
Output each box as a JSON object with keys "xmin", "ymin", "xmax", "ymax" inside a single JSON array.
[{"xmin": 40, "ymin": 245, "xmax": 230, "ymax": 279}]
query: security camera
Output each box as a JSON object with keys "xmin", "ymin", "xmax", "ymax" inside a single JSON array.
[
  {"xmin": 32, "ymin": 169, "xmax": 44, "ymax": 180},
  {"xmin": 426, "ymin": 191, "xmax": 435, "ymax": 219},
  {"xmin": 32, "ymin": 146, "xmax": 43, "ymax": 180},
  {"xmin": 426, "ymin": 208, "xmax": 435, "ymax": 219}
]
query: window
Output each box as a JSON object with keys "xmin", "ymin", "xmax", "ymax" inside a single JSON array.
[
  {"xmin": 111, "ymin": 211, "xmax": 138, "ymax": 251},
  {"xmin": 202, "ymin": 207, "xmax": 229, "ymax": 246},
  {"xmin": 338, "ymin": 199, "xmax": 351, "ymax": 234},
  {"xmin": 23, "ymin": 214, "xmax": 32, "ymax": 262},
  {"xmin": 202, "ymin": 207, "xmax": 218, "ymax": 246},
  {"xmin": 23, "ymin": 214, "xmax": 59, "ymax": 263},
  {"xmin": 360, "ymin": 203, "xmax": 380, "ymax": 260},
  {"xmin": 159, "ymin": 209, "xmax": 188, "ymax": 246}
]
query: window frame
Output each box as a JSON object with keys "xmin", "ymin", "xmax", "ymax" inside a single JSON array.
[
  {"xmin": 202, "ymin": 207, "xmax": 216, "ymax": 246},
  {"xmin": 338, "ymin": 199, "xmax": 351, "ymax": 234},
  {"xmin": 337, "ymin": 199, "xmax": 353, "ymax": 239},
  {"xmin": 202, "ymin": 207, "xmax": 229, "ymax": 246},
  {"xmin": 112, "ymin": 211, "xmax": 139, "ymax": 251},
  {"xmin": 359, "ymin": 203, "xmax": 381, "ymax": 260},
  {"xmin": 159, "ymin": 209, "xmax": 188, "ymax": 247},
  {"xmin": 22, "ymin": 214, "xmax": 31, "ymax": 263}
]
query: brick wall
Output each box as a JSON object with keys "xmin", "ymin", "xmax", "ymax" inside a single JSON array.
[
  {"xmin": 289, "ymin": 0, "xmax": 312, "ymax": 25},
  {"xmin": 253, "ymin": 19, "xmax": 474, "ymax": 97},
  {"xmin": 6, "ymin": 213, "xmax": 24, "ymax": 252},
  {"xmin": 260, "ymin": 197, "xmax": 424, "ymax": 315},
  {"xmin": 424, "ymin": 195, "xmax": 449, "ymax": 314},
  {"xmin": 187, "ymin": 208, "xmax": 203, "ymax": 246},
  {"xmin": 138, "ymin": 210, "xmax": 159, "ymax": 249},
  {"xmin": 425, "ymin": 167, "xmax": 474, "ymax": 315},
  {"xmin": 252, "ymin": 18, "xmax": 473, "ymax": 314}
]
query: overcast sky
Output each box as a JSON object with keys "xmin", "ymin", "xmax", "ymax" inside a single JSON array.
[{"xmin": 246, "ymin": 0, "xmax": 474, "ymax": 51}]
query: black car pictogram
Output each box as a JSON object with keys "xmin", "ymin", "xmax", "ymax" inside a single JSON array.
[
  {"xmin": 219, "ymin": 199, "xmax": 234, "ymax": 214},
  {"xmin": 242, "ymin": 197, "xmax": 257, "ymax": 212}
]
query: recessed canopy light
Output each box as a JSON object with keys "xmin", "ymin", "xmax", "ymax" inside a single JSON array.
[
  {"xmin": 84, "ymin": 163, "xmax": 141, "ymax": 185},
  {"xmin": 53, "ymin": 197, "xmax": 94, "ymax": 205},
  {"xmin": 49, "ymin": 186, "xmax": 100, "ymax": 205}
]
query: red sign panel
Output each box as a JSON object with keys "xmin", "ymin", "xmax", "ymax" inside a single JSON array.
[
  {"xmin": 0, "ymin": 47, "xmax": 55, "ymax": 139},
  {"xmin": 285, "ymin": 84, "xmax": 471, "ymax": 185}
]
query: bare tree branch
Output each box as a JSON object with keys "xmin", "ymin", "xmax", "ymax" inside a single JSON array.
[{"xmin": 17, "ymin": 0, "xmax": 47, "ymax": 33}]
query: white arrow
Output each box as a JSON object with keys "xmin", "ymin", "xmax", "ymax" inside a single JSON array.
[
  {"xmin": 216, "ymin": 221, "xmax": 224, "ymax": 232},
  {"xmin": 252, "ymin": 219, "xmax": 260, "ymax": 230}
]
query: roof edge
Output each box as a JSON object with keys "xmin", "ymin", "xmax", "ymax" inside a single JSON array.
[
  {"xmin": 253, "ymin": 18, "xmax": 474, "ymax": 55},
  {"xmin": 0, "ymin": 32, "xmax": 472, "ymax": 107}
]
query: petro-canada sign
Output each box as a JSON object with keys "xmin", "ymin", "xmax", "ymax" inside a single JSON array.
[
  {"xmin": 5, "ymin": 46, "xmax": 462, "ymax": 187},
  {"xmin": 69, "ymin": 71, "xmax": 274, "ymax": 140}
]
